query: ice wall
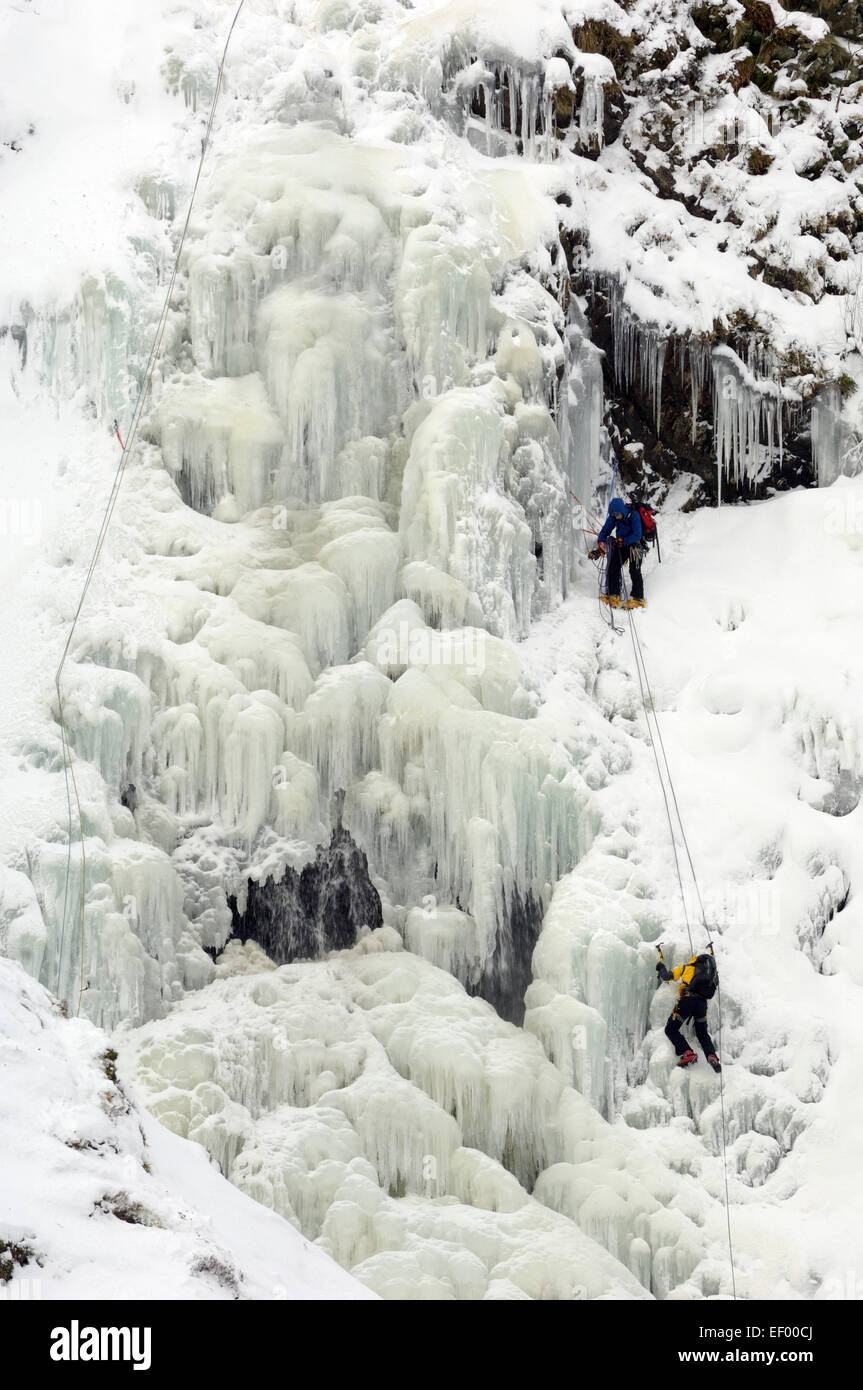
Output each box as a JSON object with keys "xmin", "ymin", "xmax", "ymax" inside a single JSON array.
[
  {"xmin": 23, "ymin": 834, "xmax": 212, "ymax": 1033},
  {"xmin": 1, "ymin": 0, "xmax": 616, "ymax": 1057},
  {"xmin": 24, "ymin": 17, "xmax": 606, "ymax": 1031},
  {"xmin": 7, "ymin": 0, "xmax": 858, "ymax": 1306},
  {"xmin": 120, "ymin": 933, "xmax": 722, "ymax": 1299},
  {"xmin": 560, "ymin": 301, "xmax": 605, "ymax": 505}
]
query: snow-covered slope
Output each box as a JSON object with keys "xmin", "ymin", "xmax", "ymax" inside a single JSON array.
[
  {"xmin": 1, "ymin": 0, "xmax": 862, "ymax": 1301},
  {"xmin": 525, "ymin": 477, "xmax": 863, "ymax": 1299},
  {"xmin": 0, "ymin": 957, "xmax": 373, "ymax": 1298}
]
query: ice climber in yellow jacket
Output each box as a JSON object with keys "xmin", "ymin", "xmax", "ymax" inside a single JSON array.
[{"xmin": 656, "ymin": 949, "xmax": 722, "ymax": 1073}]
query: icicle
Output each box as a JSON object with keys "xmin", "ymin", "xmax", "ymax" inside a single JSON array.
[
  {"xmin": 640, "ymin": 331, "xmax": 666, "ymax": 433},
  {"xmin": 460, "ymin": 59, "xmax": 562, "ymax": 163},
  {"xmin": 609, "ymin": 287, "xmax": 666, "ymax": 433},
  {"xmin": 505, "ymin": 66, "xmax": 516, "ymax": 141},
  {"xmin": 578, "ymin": 77, "xmax": 605, "ymax": 155},
  {"xmin": 683, "ymin": 338, "xmax": 710, "ymax": 445},
  {"xmin": 711, "ymin": 346, "xmax": 784, "ymax": 488},
  {"xmin": 483, "ymin": 80, "xmax": 494, "ymax": 154},
  {"xmin": 520, "ymin": 71, "xmax": 531, "ymax": 156}
]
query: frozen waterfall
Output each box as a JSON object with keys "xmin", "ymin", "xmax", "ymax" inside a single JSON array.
[{"xmin": 5, "ymin": 0, "xmax": 861, "ymax": 1309}]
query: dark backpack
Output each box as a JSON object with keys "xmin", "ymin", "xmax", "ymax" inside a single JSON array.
[{"xmin": 687, "ymin": 954, "xmax": 718, "ymax": 1000}]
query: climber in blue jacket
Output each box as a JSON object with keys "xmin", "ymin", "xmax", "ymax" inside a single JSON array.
[{"xmin": 589, "ymin": 497, "xmax": 645, "ymax": 610}]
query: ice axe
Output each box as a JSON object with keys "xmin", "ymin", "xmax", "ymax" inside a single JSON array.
[{"xmin": 655, "ymin": 943, "xmax": 665, "ymax": 987}]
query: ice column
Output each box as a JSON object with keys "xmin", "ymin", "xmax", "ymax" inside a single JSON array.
[
  {"xmin": 560, "ymin": 303, "xmax": 604, "ymax": 503},
  {"xmin": 811, "ymin": 384, "xmax": 845, "ymax": 486}
]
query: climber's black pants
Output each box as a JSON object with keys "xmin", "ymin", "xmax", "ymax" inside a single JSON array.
[
  {"xmin": 606, "ymin": 544, "xmax": 644, "ymax": 600},
  {"xmin": 665, "ymin": 994, "xmax": 716, "ymax": 1057}
]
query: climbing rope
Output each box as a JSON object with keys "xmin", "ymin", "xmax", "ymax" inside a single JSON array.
[
  {"xmin": 631, "ymin": 628, "xmax": 710, "ymax": 934},
  {"xmin": 625, "ymin": 604, "xmax": 695, "ymax": 954},
  {"xmin": 54, "ymin": 0, "xmax": 248, "ymax": 1011},
  {"xmin": 569, "ymin": 488, "xmax": 601, "ymax": 530},
  {"xmin": 616, "ymin": 556, "xmax": 738, "ymax": 1301},
  {"xmin": 713, "ymin": 969, "xmax": 737, "ymax": 1299},
  {"xmin": 594, "ymin": 550, "xmax": 624, "ymax": 635}
]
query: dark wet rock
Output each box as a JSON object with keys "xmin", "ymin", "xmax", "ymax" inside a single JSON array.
[{"xmin": 230, "ymin": 822, "xmax": 383, "ymax": 964}]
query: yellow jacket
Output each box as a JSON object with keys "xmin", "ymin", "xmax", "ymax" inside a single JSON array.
[{"xmin": 667, "ymin": 955, "xmax": 700, "ymax": 998}]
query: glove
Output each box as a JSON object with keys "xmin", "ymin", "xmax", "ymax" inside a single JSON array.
[
  {"xmin": 656, "ymin": 962, "xmax": 672, "ymax": 982},
  {"xmin": 587, "ymin": 543, "xmax": 605, "ymax": 561}
]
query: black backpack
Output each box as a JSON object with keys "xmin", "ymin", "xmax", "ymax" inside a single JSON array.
[{"xmin": 687, "ymin": 954, "xmax": 718, "ymax": 999}]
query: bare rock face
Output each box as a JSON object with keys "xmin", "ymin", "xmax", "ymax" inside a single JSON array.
[
  {"xmin": 474, "ymin": 886, "xmax": 545, "ymax": 1027},
  {"xmin": 230, "ymin": 822, "xmax": 383, "ymax": 964},
  {"xmin": 549, "ymin": 0, "xmax": 863, "ymax": 503}
]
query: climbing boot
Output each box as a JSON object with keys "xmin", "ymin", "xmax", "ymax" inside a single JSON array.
[
  {"xmin": 676, "ymin": 1049, "xmax": 697, "ymax": 1068},
  {"xmin": 622, "ymin": 597, "xmax": 646, "ymax": 610},
  {"xmin": 599, "ymin": 594, "xmax": 621, "ymax": 608},
  {"xmin": 707, "ymin": 1054, "xmax": 722, "ymax": 1073}
]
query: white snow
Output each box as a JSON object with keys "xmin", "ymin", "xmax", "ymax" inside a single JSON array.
[
  {"xmin": 0, "ymin": 957, "xmax": 373, "ymax": 1299},
  {"xmin": 521, "ymin": 477, "xmax": 863, "ymax": 1297}
]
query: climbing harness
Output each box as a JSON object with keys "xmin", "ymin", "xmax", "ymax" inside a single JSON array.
[{"xmin": 54, "ymin": 0, "xmax": 248, "ymax": 1013}]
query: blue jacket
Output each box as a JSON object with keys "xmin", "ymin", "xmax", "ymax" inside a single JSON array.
[{"xmin": 598, "ymin": 497, "xmax": 642, "ymax": 548}]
